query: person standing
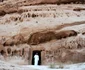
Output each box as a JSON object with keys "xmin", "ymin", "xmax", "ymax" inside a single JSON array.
[{"xmin": 34, "ymin": 53, "xmax": 39, "ymax": 66}]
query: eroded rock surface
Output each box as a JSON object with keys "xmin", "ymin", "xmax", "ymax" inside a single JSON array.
[{"xmin": 0, "ymin": 1, "xmax": 85, "ymax": 65}]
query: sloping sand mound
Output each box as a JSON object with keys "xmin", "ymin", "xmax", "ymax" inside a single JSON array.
[{"xmin": 0, "ymin": 60, "xmax": 35, "ymax": 70}]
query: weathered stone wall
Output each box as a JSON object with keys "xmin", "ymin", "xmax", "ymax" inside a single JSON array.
[
  {"xmin": 1, "ymin": 30, "xmax": 77, "ymax": 46},
  {"xmin": 0, "ymin": 1, "xmax": 85, "ymax": 65},
  {"xmin": 0, "ymin": 0, "xmax": 85, "ymax": 16},
  {"xmin": 0, "ymin": 33, "xmax": 85, "ymax": 65}
]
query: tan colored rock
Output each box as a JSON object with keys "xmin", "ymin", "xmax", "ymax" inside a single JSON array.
[
  {"xmin": 0, "ymin": 44, "xmax": 4, "ymax": 52},
  {"xmin": 13, "ymin": 34, "xmax": 25, "ymax": 44},
  {"xmin": 0, "ymin": 10, "xmax": 6, "ymax": 16},
  {"xmin": 56, "ymin": 30, "xmax": 77, "ymax": 39},
  {"xmin": 28, "ymin": 31, "xmax": 56, "ymax": 45},
  {"xmin": 4, "ymin": 34, "xmax": 25, "ymax": 46}
]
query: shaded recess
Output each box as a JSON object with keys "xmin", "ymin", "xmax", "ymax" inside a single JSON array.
[{"xmin": 32, "ymin": 50, "xmax": 41, "ymax": 65}]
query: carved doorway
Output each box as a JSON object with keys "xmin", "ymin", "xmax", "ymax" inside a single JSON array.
[{"xmin": 32, "ymin": 50, "xmax": 41, "ymax": 65}]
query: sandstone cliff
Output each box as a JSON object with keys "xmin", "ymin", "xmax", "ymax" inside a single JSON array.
[{"xmin": 0, "ymin": 0, "xmax": 85, "ymax": 65}]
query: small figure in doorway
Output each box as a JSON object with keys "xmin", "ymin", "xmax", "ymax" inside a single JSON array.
[{"xmin": 34, "ymin": 53, "xmax": 39, "ymax": 66}]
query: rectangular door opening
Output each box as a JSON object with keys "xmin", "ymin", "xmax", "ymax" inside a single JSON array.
[{"xmin": 32, "ymin": 50, "xmax": 41, "ymax": 65}]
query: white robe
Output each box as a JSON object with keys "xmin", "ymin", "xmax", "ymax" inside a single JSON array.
[{"xmin": 34, "ymin": 54, "xmax": 39, "ymax": 65}]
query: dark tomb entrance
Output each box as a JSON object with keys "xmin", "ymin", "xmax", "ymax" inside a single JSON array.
[{"xmin": 32, "ymin": 50, "xmax": 41, "ymax": 65}]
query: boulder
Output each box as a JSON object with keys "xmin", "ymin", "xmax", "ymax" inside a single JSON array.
[
  {"xmin": 28, "ymin": 31, "xmax": 56, "ymax": 45},
  {"xmin": 55, "ymin": 30, "xmax": 77, "ymax": 39}
]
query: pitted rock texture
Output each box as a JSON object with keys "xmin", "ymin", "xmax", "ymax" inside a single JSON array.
[{"xmin": 0, "ymin": 1, "xmax": 85, "ymax": 65}]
